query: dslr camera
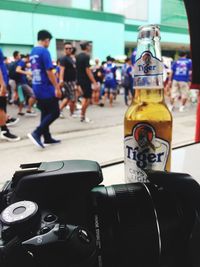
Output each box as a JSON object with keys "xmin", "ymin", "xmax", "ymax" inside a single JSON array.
[{"xmin": 0, "ymin": 160, "xmax": 200, "ymax": 267}]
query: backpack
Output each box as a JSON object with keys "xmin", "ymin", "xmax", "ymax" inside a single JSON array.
[{"xmin": 8, "ymin": 61, "xmax": 20, "ymax": 82}]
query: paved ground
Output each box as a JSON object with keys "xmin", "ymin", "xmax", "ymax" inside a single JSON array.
[{"xmin": 0, "ymin": 95, "xmax": 197, "ymax": 187}]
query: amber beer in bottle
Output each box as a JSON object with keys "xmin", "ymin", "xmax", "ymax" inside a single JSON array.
[{"xmin": 124, "ymin": 25, "xmax": 172, "ymax": 183}]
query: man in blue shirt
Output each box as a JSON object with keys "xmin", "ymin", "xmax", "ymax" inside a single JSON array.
[
  {"xmin": 28, "ymin": 30, "xmax": 62, "ymax": 148},
  {"xmin": 169, "ymin": 51, "xmax": 192, "ymax": 112}
]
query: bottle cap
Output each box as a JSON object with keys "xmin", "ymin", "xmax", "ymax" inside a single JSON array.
[{"xmin": 138, "ymin": 25, "xmax": 160, "ymax": 40}]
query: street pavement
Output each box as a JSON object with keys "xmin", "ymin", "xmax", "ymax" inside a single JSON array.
[{"xmin": 0, "ymin": 95, "xmax": 197, "ymax": 188}]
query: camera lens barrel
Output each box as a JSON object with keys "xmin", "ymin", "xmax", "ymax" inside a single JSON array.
[
  {"xmin": 91, "ymin": 182, "xmax": 195, "ymax": 267},
  {"xmin": 91, "ymin": 183, "xmax": 160, "ymax": 267}
]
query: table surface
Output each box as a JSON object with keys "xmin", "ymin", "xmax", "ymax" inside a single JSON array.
[{"xmin": 102, "ymin": 143, "xmax": 200, "ymax": 186}]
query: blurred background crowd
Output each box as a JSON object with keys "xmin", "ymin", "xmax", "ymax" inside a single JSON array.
[{"xmin": 0, "ymin": 39, "xmax": 197, "ymax": 142}]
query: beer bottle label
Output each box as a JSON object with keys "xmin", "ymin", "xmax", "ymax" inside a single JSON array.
[
  {"xmin": 134, "ymin": 51, "xmax": 163, "ymax": 89},
  {"xmin": 124, "ymin": 123, "xmax": 170, "ymax": 183}
]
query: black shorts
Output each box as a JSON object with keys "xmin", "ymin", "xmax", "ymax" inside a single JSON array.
[
  {"xmin": 0, "ymin": 96, "xmax": 7, "ymax": 111},
  {"xmin": 79, "ymin": 82, "xmax": 92, "ymax": 99}
]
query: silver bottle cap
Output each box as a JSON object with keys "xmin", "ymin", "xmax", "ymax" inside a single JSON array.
[{"xmin": 138, "ymin": 25, "xmax": 160, "ymax": 40}]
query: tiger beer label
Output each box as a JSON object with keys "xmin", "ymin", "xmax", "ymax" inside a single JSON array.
[
  {"xmin": 134, "ymin": 51, "xmax": 163, "ymax": 77},
  {"xmin": 124, "ymin": 123, "xmax": 169, "ymax": 183},
  {"xmin": 134, "ymin": 51, "xmax": 163, "ymax": 89}
]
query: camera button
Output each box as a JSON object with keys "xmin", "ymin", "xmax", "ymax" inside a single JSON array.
[
  {"xmin": 78, "ymin": 229, "xmax": 90, "ymax": 244},
  {"xmin": 40, "ymin": 226, "xmax": 51, "ymax": 235},
  {"xmin": 44, "ymin": 214, "xmax": 57, "ymax": 223}
]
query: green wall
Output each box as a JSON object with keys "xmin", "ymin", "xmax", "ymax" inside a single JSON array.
[
  {"xmin": 0, "ymin": 6, "xmax": 125, "ymax": 60},
  {"xmin": 0, "ymin": 0, "xmax": 190, "ymax": 61},
  {"xmin": 0, "ymin": 10, "xmax": 33, "ymax": 45},
  {"xmin": 33, "ymin": 12, "xmax": 125, "ymax": 60},
  {"xmin": 1, "ymin": 44, "xmax": 33, "ymax": 57},
  {"xmin": 161, "ymin": 0, "xmax": 187, "ymax": 28}
]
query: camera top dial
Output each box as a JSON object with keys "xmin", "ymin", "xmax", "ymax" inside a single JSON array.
[{"xmin": 0, "ymin": 201, "xmax": 38, "ymax": 226}]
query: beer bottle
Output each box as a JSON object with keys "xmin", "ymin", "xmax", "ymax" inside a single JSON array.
[{"xmin": 124, "ymin": 25, "xmax": 172, "ymax": 183}]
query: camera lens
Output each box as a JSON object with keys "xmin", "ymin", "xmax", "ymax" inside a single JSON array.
[
  {"xmin": 90, "ymin": 183, "xmax": 195, "ymax": 267},
  {"xmin": 91, "ymin": 183, "xmax": 159, "ymax": 267}
]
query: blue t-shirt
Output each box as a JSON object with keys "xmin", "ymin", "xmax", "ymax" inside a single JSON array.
[
  {"xmin": 30, "ymin": 46, "xmax": 55, "ymax": 99},
  {"xmin": 0, "ymin": 48, "xmax": 8, "ymax": 86},
  {"xmin": 17, "ymin": 59, "xmax": 27, "ymax": 84},
  {"xmin": 104, "ymin": 63, "xmax": 117, "ymax": 88},
  {"xmin": 104, "ymin": 63, "xmax": 117, "ymax": 80},
  {"xmin": 172, "ymin": 57, "xmax": 192, "ymax": 82}
]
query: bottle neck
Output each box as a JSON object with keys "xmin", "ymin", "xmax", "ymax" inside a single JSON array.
[
  {"xmin": 136, "ymin": 36, "xmax": 161, "ymax": 61},
  {"xmin": 134, "ymin": 88, "xmax": 164, "ymax": 103},
  {"xmin": 134, "ymin": 36, "xmax": 163, "ymax": 91}
]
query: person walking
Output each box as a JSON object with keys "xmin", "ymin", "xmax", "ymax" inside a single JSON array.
[
  {"xmin": 92, "ymin": 58, "xmax": 103, "ymax": 104},
  {"xmin": 76, "ymin": 42, "xmax": 98, "ymax": 122},
  {"xmin": 169, "ymin": 51, "xmax": 192, "ymax": 112},
  {"xmin": 28, "ymin": 30, "xmax": 62, "ymax": 148},
  {"xmin": 0, "ymin": 48, "xmax": 20, "ymax": 141},
  {"xmin": 59, "ymin": 42, "xmax": 77, "ymax": 117},
  {"xmin": 16, "ymin": 54, "xmax": 36, "ymax": 116},
  {"xmin": 122, "ymin": 57, "xmax": 134, "ymax": 106},
  {"xmin": 102, "ymin": 56, "xmax": 117, "ymax": 107},
  {"xmin": 8, "ymin": 51, "xmax": 20, "ymax": 95}
]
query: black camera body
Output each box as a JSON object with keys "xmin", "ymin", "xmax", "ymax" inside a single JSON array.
[
  {"xmin": 0, "ymin": 160, "xmax": 103, "ymax": 267},
  {"xmin": 0, "ymin": 160, "xmax": 200, "ymax": 267}
]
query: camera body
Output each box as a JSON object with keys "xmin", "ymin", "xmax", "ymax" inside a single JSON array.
[
  {"xmin": 0, "ymin": 160, "xmax": 103, "ymax": 267},
  {"xmin": 0, "ymin": 160, "xmax": 200, "ymax": 267}
]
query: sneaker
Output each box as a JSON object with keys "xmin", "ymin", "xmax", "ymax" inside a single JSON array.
[
  {"xmin": 8, "ymin": 100, "xmax": 14, "ymax": 105},
  {"xmin": 74, "ymin": 109, "xmax": 81, "ymax": 115},
  {"xmin": 80, "ymin": 117, "xmax": 93, "ymax": 123},
  {"xmin": 6, "ymin": 117, "xmax": 20, "ymax": 126},
  {"xmin": 179, "ymin": 105, "xmax": 186, "ymax": 112},
  {"xmin": 18, "ymin": 112, "xmax": 25, "ymax": 116},
  {"xmin": 76, "ymin": 103, "xmax": 82, "ymax": 110},
  {"xmin": 26, "ymin": 110, "xmax": 37, "ymax": 116},
  {"xmin": 71, "ymin": 113, "xmax": 79, "ymax": 118},
  {"xmin": 1, "ymin": 130, "xmax": 20, "ymax": 142},
  {"xmin": 27, "ymin": 132, "xmax": 44, "ymax": 149},
  {"xmin": 44, "ymin": 138, "xmax": 61, "ymax": 146},
  {"xmin": 59, "ymin": 112, "xmax": 65, "ymax": 119}
]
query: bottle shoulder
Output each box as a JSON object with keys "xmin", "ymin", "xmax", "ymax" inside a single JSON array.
[{"xmin": 125, "ymin": 101, "xmax": 172, "ymax": 122}]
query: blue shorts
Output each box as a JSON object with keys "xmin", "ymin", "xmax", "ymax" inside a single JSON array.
[{"xmin": 104, "ymin": 80, "xmax": 117, "ymax": 93}]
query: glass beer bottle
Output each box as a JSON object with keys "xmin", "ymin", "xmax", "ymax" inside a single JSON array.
[{"xmin": 124, "ymin": 25, "xmax": 173, "ymax": 183}]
